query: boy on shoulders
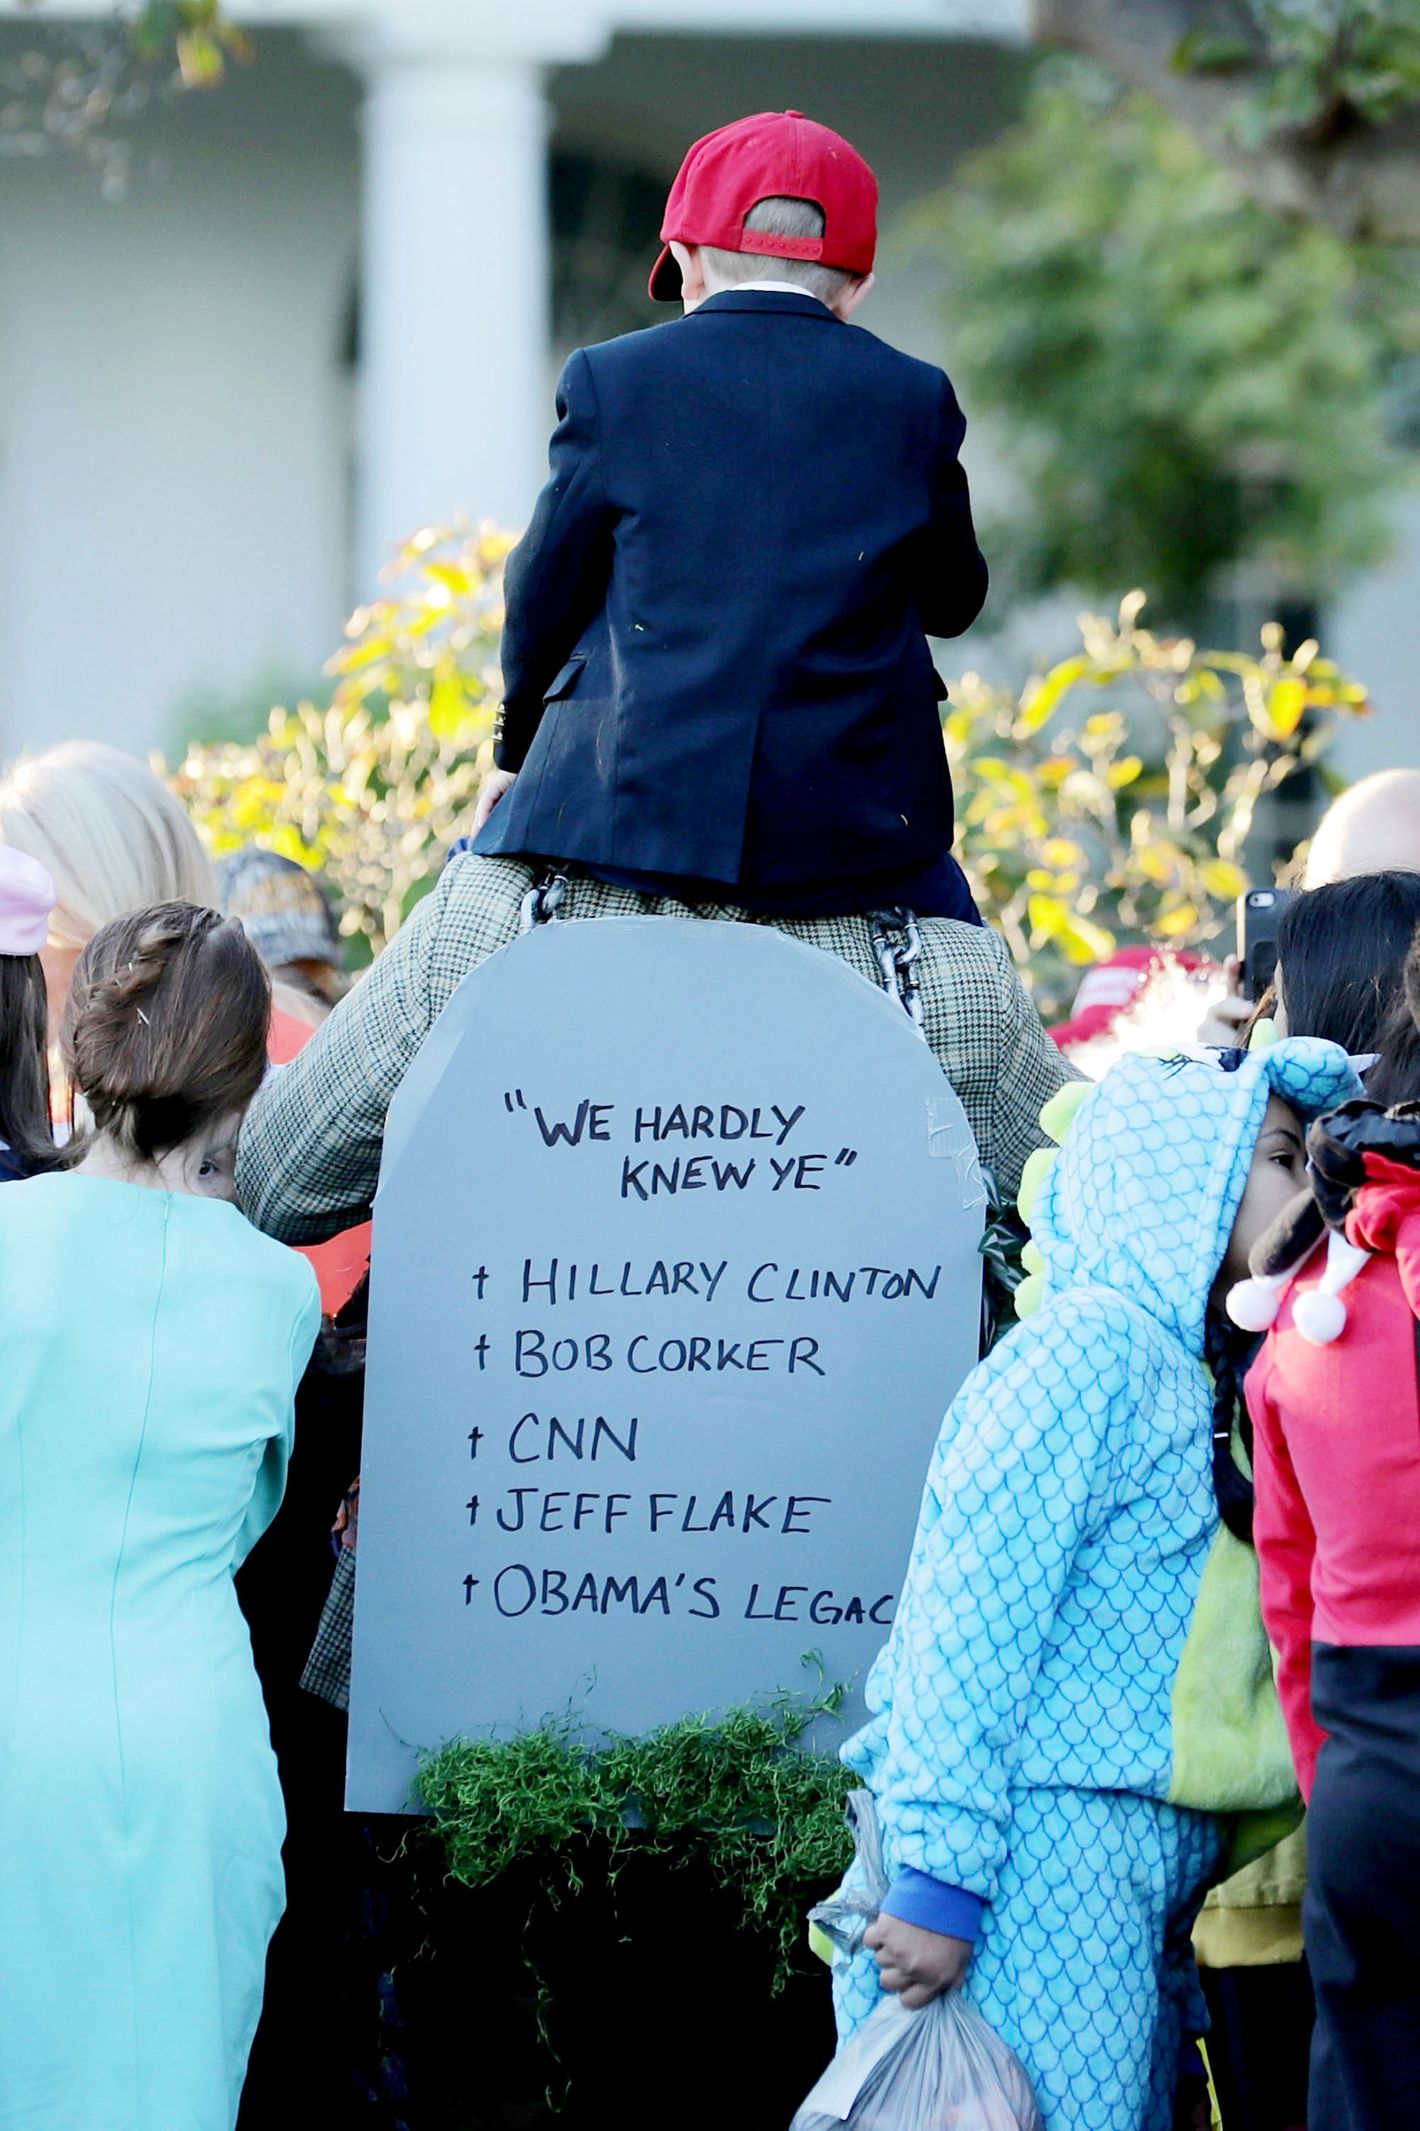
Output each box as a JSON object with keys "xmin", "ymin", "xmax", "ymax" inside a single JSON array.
[{"xmin": 475, "ymin": 109, "xmax": 987, "ymax": 921}]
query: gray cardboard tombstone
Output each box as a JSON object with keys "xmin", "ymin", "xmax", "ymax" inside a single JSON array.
[{"xmin": 348, "ymin": 918, "xmax": 984, "ymax": 1811}]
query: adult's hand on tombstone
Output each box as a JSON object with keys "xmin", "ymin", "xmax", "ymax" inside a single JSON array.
[
  {"xmin": 1197, "ymin": 955, "xmax": 1252, "ymax": 1047},
  {"xmin": 472, "ymin": 769, "xmax": 518, "ymax": 835},
  {"xmin": 865, "ymin": 1913, "xmax": 972, "ymax": 2007}
]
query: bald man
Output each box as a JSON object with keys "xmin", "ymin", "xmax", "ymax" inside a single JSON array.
[
  {"xmin": 1305, "ymin": 767, "xmax": 1420, "ymax": 885},
  {"xmin": 1196, "ymin": 764, "xmax": 1420, "ymax": 1044}
]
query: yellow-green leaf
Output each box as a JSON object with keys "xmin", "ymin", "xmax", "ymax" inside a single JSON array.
[
  {"xmin": 176, "ymin": 29, "xmax": 225, "ymax": 87},
  {"xmin": 326, "ymin": 633, "xmax": 394, "ymax": 677},
  {"xmin": 425, "ymin": 561, "xmax": 475, "ymax": 597},
  {"xmin": 1200, "ymin": 858, "xmax": 1248, "ymax": 901},
  {"xmin": 1135, "ymin": 841, "xmax": 1183, "ymax": 887},
  {"xmin": 1021, "ymin": 655, "xmax": 1091, "ymax": 733},
  {"xmin": 1262, "ymin": 677, "xmax": 1309, "ymax": 739},
  {"xmin": 1027, "ymin": 892, "xmax": 1066, "ymax": 940},
  {"xmin": 428, "ymin": 676, "xmax": 472, "ymax": 741},
  {"xmin": 1056, "ymin": 911, "xmax": 1116, "ymax": 965}
]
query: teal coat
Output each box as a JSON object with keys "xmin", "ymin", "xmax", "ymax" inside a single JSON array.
[{"xmin": 0, "ymin": 1174, "xmax": 319, "ymax": 2131}]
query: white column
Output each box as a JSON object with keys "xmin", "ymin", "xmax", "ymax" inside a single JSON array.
[{"xmin": 354, "ymin": 39, "xmax": 552, "ymax": 590}]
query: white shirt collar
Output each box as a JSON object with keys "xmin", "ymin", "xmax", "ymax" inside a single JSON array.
[{"xmin": 717, "ymin": 279, "xmax": 831, "ymax": 307}]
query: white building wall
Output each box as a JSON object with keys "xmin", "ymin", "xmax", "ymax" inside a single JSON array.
[
  {"xmin": 0, "ymin": 28, "xmax": 360, "ymax": 762},
  {"xmin": 0, "ymin": 11, "xmax": 1411, "ymax": 783},
  {"xmin": 0, "ymin": 23, "xmax": 1037, "ymax": 760},
  {"xmin": 1326, "ymin": 486, "xmax": 1420, "ymax": 778}
]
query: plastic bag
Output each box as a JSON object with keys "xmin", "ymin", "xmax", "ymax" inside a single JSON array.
[
  {"xmin": 790, "ymin": 1992, "xmax": 1044, "ymax": 2131},
  {"xmin": 808, "ymin": 1789, "xmax": 890, "ymax": 1959},
  {"xmin": 793, "ymin": 1792, "xmax": 1044, "ymax": 2131}
]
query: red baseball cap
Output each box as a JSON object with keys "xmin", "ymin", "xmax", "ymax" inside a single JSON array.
[{"xmin": 649, "ymin": 110, "xmax": 878, "ymax": 302}]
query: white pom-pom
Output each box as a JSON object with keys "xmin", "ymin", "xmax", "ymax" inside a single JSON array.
[
  {"xmin": 1226, "ymin": 1276, "xmax": 1283, "ymax": 1332},
  {"xmin": 1227, "ymin": 1277, "xmax": 1283, "ymax": 1331},
  {"xmin": 1294, "ymin": 1289, "xmax": 1348, "ymax": 1346}
]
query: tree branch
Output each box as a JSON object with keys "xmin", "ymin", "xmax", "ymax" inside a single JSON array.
[{"xmin": 1031, "ymin": 0, "xmax": 1420, "ymax": 242}]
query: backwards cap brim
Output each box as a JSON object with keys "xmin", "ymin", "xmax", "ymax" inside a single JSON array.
[{"xmin": 648, "ymin": 244, "xmax": 682, "ymax": 303}]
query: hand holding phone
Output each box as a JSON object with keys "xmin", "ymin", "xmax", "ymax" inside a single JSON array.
[{"xmin": 1237, "ymin": 888, "xmax": 1295, "ymax": 1005}]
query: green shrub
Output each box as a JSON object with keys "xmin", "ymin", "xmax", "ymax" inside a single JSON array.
[
  {"xmin": 920, "ymin": 65, "xmax": 1405, "ymax": 624},
  {"xmin": 944, "ymin": 589, "xmax": 1368, "ymax": 1015},
  {"xmin": 172, "ymin": 529, "xmax": 1370, "ymax": 1015},
  {"xmin": 172, "ymin": 525, "xmax": 508, "ymax": 961}
]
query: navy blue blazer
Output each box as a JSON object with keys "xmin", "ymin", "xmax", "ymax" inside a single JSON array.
[{"xmin": 477, "ymin": 289, "xmax": 987, "ymax": 888}]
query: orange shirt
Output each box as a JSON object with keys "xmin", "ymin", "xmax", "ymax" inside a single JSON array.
[{"xmin": 268, "ymin": 1007, "xmax": 372, "ymax": 1316}]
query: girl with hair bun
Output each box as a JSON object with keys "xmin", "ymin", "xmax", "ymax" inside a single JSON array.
[{"xmin": 0, "ymin": 901, "xmax": 320, "ymax": 2131}]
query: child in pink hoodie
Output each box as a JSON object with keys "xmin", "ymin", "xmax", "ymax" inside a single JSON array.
[{"xmin": 1237, "ymin": 1035, "xmax": 1420, "ymax": 2131}]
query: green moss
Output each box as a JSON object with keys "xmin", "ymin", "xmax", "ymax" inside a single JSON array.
[{"xmin": 416, "ymin": 1683, "xmax": 856, "ymax": 1985}]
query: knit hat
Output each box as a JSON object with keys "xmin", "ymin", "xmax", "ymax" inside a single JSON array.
[
  {"xmin": 217, "ymin": 848, "xmax": 342, "ymax": 973},
  {"xmin": 0, "ymin": 845, "xmax": 56, "ymax": 957}
]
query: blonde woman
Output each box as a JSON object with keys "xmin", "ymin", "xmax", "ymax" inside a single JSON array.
[
  {"xmin": 0, "ymin": 745, "xmax": 366, "ymax": 1306},
  {"xmin": 0, "ymin": 741, "xmax": 216, "ymax": 1031}
]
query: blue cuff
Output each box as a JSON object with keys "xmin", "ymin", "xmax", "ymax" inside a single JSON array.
[{"xmin": 879, "ymin": 1868, "xmax": 984, "ymax": 1945}]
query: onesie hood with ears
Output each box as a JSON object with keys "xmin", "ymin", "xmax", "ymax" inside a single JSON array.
[{"xmin": 1030, "ymin": 1039, "xmax": 1365, "ymax": 1357}]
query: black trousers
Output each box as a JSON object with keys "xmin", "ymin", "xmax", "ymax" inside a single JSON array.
[
  {"xmin": 1200, "ymin": 1964, "xmax": 1312, "ymax": 2131},
  {"xmin": 1306, "ymin": 1643, "xmax": 1420, "ymax": 2131},
  {"xmin": 235, "ymin": 1315, "xmax": 367, "ymax": 2126}
]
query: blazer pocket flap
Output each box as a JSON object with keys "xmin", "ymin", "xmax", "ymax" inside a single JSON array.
[{"xmin": 543, "ymin": 656, "xmax": 588, "ymax": 704}]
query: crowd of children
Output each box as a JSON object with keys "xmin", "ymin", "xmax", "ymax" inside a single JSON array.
[
  {"xmin": 813, "ymin": 868, "xmax": 1420, "ymax": 2131},
  {"xmin": 0, "ymin": 100, "xmax": 1416, "ymax": 2131}
]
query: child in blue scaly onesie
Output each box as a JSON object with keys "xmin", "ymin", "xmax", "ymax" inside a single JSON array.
[{"xmin": 837, "ymin": 1037, "xmax": 1364, "ymax": 2131}]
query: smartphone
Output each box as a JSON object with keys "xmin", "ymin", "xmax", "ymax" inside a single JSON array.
[{"xmin": 1237, "ymin": 888, "xmax": 1296, "ymax": 1004}]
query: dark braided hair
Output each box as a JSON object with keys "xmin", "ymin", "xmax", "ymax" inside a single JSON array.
[
  {"xmin": 1204, "ymin": 1301, "xmax": 1258, "ymax": 1543},
  {"xmin": 61, "ymin": 901, "xmax": 270, "ymax": 1161},
  {"xmin": 0, "ymin": 953, "xmax": 62, "ymax": 1179}
]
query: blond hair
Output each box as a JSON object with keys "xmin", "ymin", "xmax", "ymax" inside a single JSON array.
[
  {"xmin": 0, "ymin": 742, "xmax": 215, "ymax": 953},
  {"xmin": 699, "ymin": 196, "xmax": 858, "ymax": 306}
]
